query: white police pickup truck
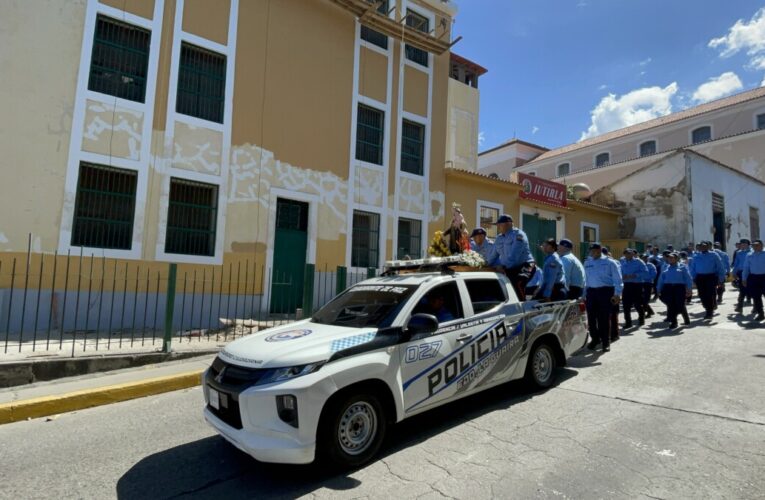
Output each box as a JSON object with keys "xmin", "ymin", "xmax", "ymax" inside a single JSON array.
[{"xmin": 203, "ymin": 258, "xmax": 588, "ymax": 468}]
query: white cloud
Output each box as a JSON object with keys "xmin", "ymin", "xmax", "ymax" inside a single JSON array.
[
  {"xmin": 639, "ymin": 57, "xmax": 652, "ymax": 67},
  {"xmin": 709, "ymin": 7, "xmax": 765, "ymax": 69},
  {"xmin": 531, "ymin": 126, "xmax": 539, "ymax": 135},
  {"xmin": 691, "ymin": 72, "xmax": 743, "ymax": 103},
  {"xmin": 598, "ymin": 84, "xmax": 608, "ymax": 90},
  {"xmin": 576, "ymin": 0, "xmax": 588, "ymax": 7},
  {"xmin": 478, "ymin": 131, "xmax": 485, "ymax": 146},
  {"xmin": 580, "ymin": 83, "xmax": 678, "ymax": 141}
]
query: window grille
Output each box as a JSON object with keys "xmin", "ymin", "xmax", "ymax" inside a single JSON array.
[
  {"xmin": 401, "ymin": 120, "xmax": 425, "ymax": 175},
  {"xmin": 397, "ymin": 218, "xmax": 422, "ymax": 259},
  {"xmin": 557, "ymin": 163, "xmax": 570, "ymax": 177},
  {"xmin": 639, "ymin": 141, "xmax": 656, "ymax": 157},
  {"xmin": 757, "ymin": 114, "xmax": 765, "ymax": 130},
  {"xmin": 480, "ymin": 206, "xmax": 499, "ymax": 238},
  {"xmin": 165, "ymin": 178, "xmax": 218, "ymax": 257},
  {"xmin": 595, "ymin": 152, "xmax": 610, "ymax": 167},
  {"xmin": 352, "ymin": 211, "xmax": 380, "ymax": 268},
  {"xmin": 72, "ymin": 162, "xmax": 138, "ymax": 250},
  {"xmin": 692, "ymin": 126, "xmax": 712, "ymax": 144},
  {"xmin": 405, "ymin": 10, "xmax": 429, "ymax": 67},
  {"xmin": 88, "ymin": 15, "xmax": 151, "ymax": 103},
  {"xmin": 176, "ymin": 43, "xmax": 226, "ymax": 123},
  {"xmin": 356, "ymin": 104, "xmax": 385, "ymax": 165}
]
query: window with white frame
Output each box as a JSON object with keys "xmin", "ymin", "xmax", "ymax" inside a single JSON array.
[
  {"xmin": 582, "ymin": 224, "xmax": 598, "ymax": 242},
  {"xmin": 356, "ymin": 104, "xmax": 385, "ymax": 165},
  {"xmin": 88, "ymin": 15, "xmax": 151, "ymax": 103},
  {"xmin": 352, "ymin": 210, "xmax": 380, "ymax": 268},
  {"xmin": 556, "ymin": 163, "xmax": 570, "ymax": 177},
  {"xmin": 639, "ymin": 140, "xmax": 657, "ymax": 157},
  {"xmin": 405, "ymin": 10, "xmax": 429, "ymax": 67},
  {"xmin": 176, "ymin": 42, "xmax": 226, "ymax": 124},
  {"xmin": 360, "ymin": 0, "xmax": 389, "ymax": 49},
  {"xmin": 478, "ymin": 203, "xmax": 500, "ymax": 238},
  {"xmin": 595, "ymin": 152, "xmax": 610, "ymax": 167},
  {"xmin": 757, "ymin": 113, "xmax": 765, "ymax": 130},
  {"xmin": 692, "ymin": 126, "xmax": 712, "ymax": 144},
  {"xmin": 397, "ymin": 218, "xmax": 422, "ymax": 259},
  {"xmin": 165, "ymin": 178, "xmax": 218, "ymax": 257}
]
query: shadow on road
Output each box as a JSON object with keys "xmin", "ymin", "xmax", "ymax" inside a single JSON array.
[{"xmin": 116, "ymin": 370, "xmax": 578, "ymax": 499}]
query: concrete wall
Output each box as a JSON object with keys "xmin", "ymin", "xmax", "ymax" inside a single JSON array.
[{"xmin": 445, "ymin": 78, "xmax": 479, "ymax": 171}]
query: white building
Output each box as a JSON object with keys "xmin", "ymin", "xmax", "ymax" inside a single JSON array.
[{"xmin": 589, "ymin": 150, "xmax": 764, "ymax": 249}]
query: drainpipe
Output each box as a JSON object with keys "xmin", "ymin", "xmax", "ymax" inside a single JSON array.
[{"xmin": 685, "ymin": 153, "xmax": 693, "ymax": 244}]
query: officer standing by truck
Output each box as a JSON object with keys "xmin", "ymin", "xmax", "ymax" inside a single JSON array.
[
  {"xmin": 620, "ymin": 248, "xmax": 648, "ymax": 328},
  {"xmin": 742, "ymin": 239, "xmax": 765, "ymax": 321},
  {"xmin": 488, "ymin": 214, "xmax": 535, "ymax": 301},
  {"xmin": 584, "ymin": 243, "xmax": 623, "ymax": 353},
  {"xmin": 557, "ymin": 238, "xmax": 586, "ymax": 299},
  {"xmin": 689, "ymin": 241, "xmax": 726, "ymax": 320},
  {"xmin": 534, "ymin": 238, "xmax": 568, "ymax": 301}
]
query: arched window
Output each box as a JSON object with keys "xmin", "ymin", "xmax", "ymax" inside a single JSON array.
[
  {"xmin": 595, "ymin": 152, "xmax": 610, "ymax": 167},
  {"xmin": 557, "ymin": 163, "xmax": 570, "ymax": 177},
  {"xmin": 691, "ymin": 126, "xmax": 712, "ymax": 144},
  {"xmin": 639, "ymin": 140, "xmax": 656, "ymax": 157}
]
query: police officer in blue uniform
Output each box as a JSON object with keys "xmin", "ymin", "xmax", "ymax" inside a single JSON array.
[
  {"xmin": 601, "ymin": 247, "xmax": 621, "ymax": 340},
  {"xmin": 584, "ymin": 243, "xmax": 623, "ymax": 353},
  {"xmin": 657, "ymin": 252, "xmax": 692, "ymax": 328},
  {"xmin": 689, "ymin": 241, "xmax": 725, "ymax": 319},
  {"xmin": 469, "ymin": 227, "xmax": 494, "ymax": 263},
  {"xmin": 486, "ymin": 214, "xmax": 535, "ymax": 301},
  {"xmin": 742, "ymin": 239, "xmax": 765, "ymax": 321},
  {"xmin": 534, "ymin": 238, "xmax": 568, "ymax": 301},
  {"xmin": 620, "ymin": 248, "xmax": 649, "ymax": 328},
  {"xmin": 640, "ymin": 253, "xmax": 657, "ymax": 318},
  {"xmin": 557, "ymin": 238, "xmax": 586, "ymax": 299},
  {"xmin": 733, "ymin": 238, "xmax": 753, "ymax": 313},
  {"xmin": 713, "ymin": 242, "xmax": 730, "ymax": 304}
]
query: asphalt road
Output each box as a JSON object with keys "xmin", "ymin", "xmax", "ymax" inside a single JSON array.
[{"xmin": 1, "ymin": 299, "xmax": 764, "ymax": 500}]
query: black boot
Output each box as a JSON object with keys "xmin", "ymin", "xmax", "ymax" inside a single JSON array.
[{"xmin": 682, "ymin": 312, "xmax": 690, "ymax": 325}]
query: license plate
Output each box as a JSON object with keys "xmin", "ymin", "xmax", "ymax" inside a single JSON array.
[{"xmin": 209, "ymin": 387, "xmax": 220, "ymax": 410}]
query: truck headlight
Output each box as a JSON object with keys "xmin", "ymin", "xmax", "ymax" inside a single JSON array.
[{"xmin": 256, "ymin": 362, "xmax": 324, "ymax": 386}]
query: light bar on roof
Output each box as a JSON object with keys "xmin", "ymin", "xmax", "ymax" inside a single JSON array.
[{"xmin": 384, "ymin": 255, "xmax": 462, "ymax": 270}]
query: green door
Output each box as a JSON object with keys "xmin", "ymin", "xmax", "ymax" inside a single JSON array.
[
  {"xmin": 271, "ymin": 199, "xmax": 308, "ymax": 314},
  {"xmin": 522, "ymin": 214, "xmax": 556, "ymax": 266}
]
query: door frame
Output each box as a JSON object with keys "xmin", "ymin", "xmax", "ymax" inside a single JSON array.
[
  {"xmin": 519, "ymin": 205, "xmax": 565, "ymax": 241},
  {"xmin": 263, "ymin": 188, "xmax": 319, "ymax": 314}
]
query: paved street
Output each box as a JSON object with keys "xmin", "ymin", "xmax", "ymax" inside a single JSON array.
[{"xmin": 1, "ymin": 299, "xmax": 764, "ymax": 500}]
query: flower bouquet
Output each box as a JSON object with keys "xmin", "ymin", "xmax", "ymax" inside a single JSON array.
[{"xmin": 428, "ymin": 230, "xmax": 451, "ymax": 257}]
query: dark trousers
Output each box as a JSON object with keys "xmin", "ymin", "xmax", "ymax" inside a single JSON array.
[
  {"xmin": 533, "ymin": 283, "xmax": 567, "ymax": 301},
  {"xmin": 568, "ymin": 286, "xmax": 583, "ymax": 300},
  {"xmin": 717, "ymin": 281, "xmax": 726, "ymax": 302},
  {"xmin": 736, "ymin": 270, "xmax": 749, "ymax": 307},
  {"xmin": 661, "ymin": 284, "xmax": 689, "ymax": 325},
  {"xmin": 749, "ymin": 274, "xmax": 765, "ymax": 315},
  {"xmin": 642, "ymin": 283, "xmax": 655, "ymax": 315},
  {"xmin": 586, "ymin": 287, "xmax": 614, "ymax": 347},
  {"xmin": 695, "ymin": 274, "xmax": 718, "ymax": 314},
  {"xmin": 622, "ymin": 282, "xmax": 645, "ymax": 325},
  {"xmin": 507, "ymin": 263, "xmax": 536, "ymax": 302}
]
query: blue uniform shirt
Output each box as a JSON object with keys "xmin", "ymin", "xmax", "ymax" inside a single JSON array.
[
  {"xmin": 526, "ymin": 267, "xmax": 542, "ymax": 288},
  {"xmin": 560, "ymin": 252, "xmax": 586, "ymax": 288},
  {"xmin": 689, "ymin": 251, "xmax": 725, "ymax": 282},
  {"xmin": 714, "ymin": 249, "xmax": 730, "ymax": 274},
  {"xmin": 470, "ymin": 239, "xmax": 495, "ymax": 263},
  {"xmin": 657, "ymin": 263, "xmax": 692, "ymax": 292},
  {"xmin": 488, "ymin": 228, "xmax": 534, "ymax": 268},
  {"xmin": 584, "ymin": 256, "xmax": 623, "ymax": 295},
  {"xmin": 539, "ymin": 252, "xmax": 567, "ymax": 298},
  {"xmin": 733, "ymin": 248, "xmax": 753, "ymax": 273},
  {"xmin": 644, "ymin": 262, "xmax": 657, "ymax": 283},
  {"xmin": 620, "ymin": 258, "xmax": 648, "ymax": 283},
  {"xmin": 743, "ymin": 251, "xmax": 765, "ymax": 280}
]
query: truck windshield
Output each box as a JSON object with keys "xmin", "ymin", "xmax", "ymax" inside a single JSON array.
[{"xmin": 311, "ymin": 285, "xmax": 416, "ymax": 328}]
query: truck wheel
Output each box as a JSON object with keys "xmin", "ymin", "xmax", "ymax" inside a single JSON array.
[
  {"xmin": 319, "ymin": 392, "xmax": 388, "ymax": 469},
  {"xmin": 525, "ymin": 341, "xmax": 557, "ymax": 389}
]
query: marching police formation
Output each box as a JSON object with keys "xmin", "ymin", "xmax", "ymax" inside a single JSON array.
[{"xmin": 470, "ymin": 214, "xmax": 765, "ymax": 354}]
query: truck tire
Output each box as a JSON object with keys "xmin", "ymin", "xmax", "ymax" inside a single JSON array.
[
  {"xmin": 318, "ymin": 391, "xmax": 388, "ymax": 469},
  {"xmin": 525, "ymin": 341, "xmax": 558, "ymax": 389}
]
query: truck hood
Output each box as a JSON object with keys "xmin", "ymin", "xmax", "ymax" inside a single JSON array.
[{"xmin": 218, "ymin": 320, "xmax": 378, "ymax": 368}]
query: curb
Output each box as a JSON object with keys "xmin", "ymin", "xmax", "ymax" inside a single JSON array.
[{"xmin": 0, "ymin": 370, "xmax": 204, "ymax": 425}]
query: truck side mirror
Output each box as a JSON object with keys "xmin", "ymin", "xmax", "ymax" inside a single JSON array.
[{"xmin": 405, "ymin": 313, "xmax": 439, "ymax": 340}]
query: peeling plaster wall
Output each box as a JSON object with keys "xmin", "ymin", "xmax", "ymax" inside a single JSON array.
[
  {"xmin": 591, "ymin": 154, "xmax": 693, "ymax": 248},
  {"xmin": 0, "ymin": 0, "xmax": 86, "ymax": 252}
]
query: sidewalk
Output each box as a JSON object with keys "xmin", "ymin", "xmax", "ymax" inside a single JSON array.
[{"xmin": 0, "ymin": 354, "xmax": 215, "ymax": 424}]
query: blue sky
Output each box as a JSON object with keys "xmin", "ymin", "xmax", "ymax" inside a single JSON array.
[{"xmin": 452, "ymin": 1, "xmax": 765, "ymax": 151}]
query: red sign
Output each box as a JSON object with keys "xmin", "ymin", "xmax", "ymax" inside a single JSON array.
[{"xmin": 518, "ymin": 173, "xmax": 567, "ymax": 208}]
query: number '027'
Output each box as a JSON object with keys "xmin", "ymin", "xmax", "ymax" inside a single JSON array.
[{"xmin": 405, "ymin": 341, "xmax": 443, "ymax": 363}]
